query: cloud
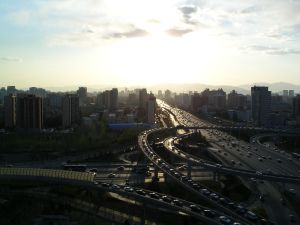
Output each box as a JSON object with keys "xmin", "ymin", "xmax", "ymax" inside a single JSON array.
[
  {"xmin": 166, "ymin": 28, "xmax": 193, "ymax": 37},
  {"xmin": 178, "ymin": 5, "xmax": 198, "ymax": 25},
  {"xmin": 105, "ymin": 27, "xmax": 149, "ymax": 39},
  {"xmin": 0, "ymin": 57, "xmax": 23, "ymax": 62},
  {"xmin": 249, "ymin": 45, "xmax": 300, "ymax": 55},
  {"xmin": 48, "ymin": 25, "xmax": 149, "ymax": 47}
]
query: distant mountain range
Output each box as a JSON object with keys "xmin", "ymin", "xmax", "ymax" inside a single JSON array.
[
  {"xmin": 148, "ymin": 82, "xmax": 300, "ymax": 95},
  {"xmin": 41, "ymin": 82, "xmax": 300, "ymax": 95}
]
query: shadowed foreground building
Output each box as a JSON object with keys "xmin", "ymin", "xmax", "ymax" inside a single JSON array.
[
  {"xmin": 62, "ymin": 94, "xmax": 80, "ymax": 128},
  {"xmin": 251, "ymin": 86, "xmax": 271, "ymax": 126},
  {"xmin": 4, "ymin": 94, "xmax": 16, "ymax": 128},
  {"xmin": 16, "ymin": 94, "xmax": 43, "ymax": 130}
]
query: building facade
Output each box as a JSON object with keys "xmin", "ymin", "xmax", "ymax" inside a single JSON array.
[
  {"xmin": 16, "ymin": 94, "xmax": 43, "ymax": 130},
  {"xmin": 251, "ymin": 86, "xmax": 271, "ymax": 126},
  {"xmin": 4, "ymin": 94, "xmax": 16, "ymax": 128},
  {"xmin": 62, "ymin": 94, "xmax": 80, "ymax": 128}
]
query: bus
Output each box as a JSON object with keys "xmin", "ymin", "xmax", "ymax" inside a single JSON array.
[{"xmin": 62, "ymin": 164, "xmax": 87, "ymax": 172}]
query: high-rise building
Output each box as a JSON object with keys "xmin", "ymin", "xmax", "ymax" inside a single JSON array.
[
  {"xmin": 251, "ymin": 86, "xmax": 271, "ymax": 126},
  {"xmin": 227, "ymin": 90, "xmax": 247, "ymax": 109},
  {"xmin": 147, "ymin": 94, "xmax": 156, "ymax": 124},
  {"xmin": 157, "ymin": 90, "xmax": 163, "ymax": 99},
  {"xmin": 62, "ymin": 94, "xmax": 80, "ymax": 128},
  {"xmin": 4, "ymin": 94, "xmax": 16, "ymax": 128},
  {"xmin": 293, "ymin": 95, "xmax": 300, "ymax": 117},
  {"xmin": 77, "ymin": 87, "xmax": 87, "ymax": 106},
  {"xmin": 283, "ymin": 90, "xmax": 289, "ymax": 97},
  {"xmin": 164, "ymin": 90, "xmax": 172, "ymax": 101},
  {"xmin": 139, "ymin": 88, "xmax": 148, "ymax": 110},
  {"xmin": 16, "ymin": 94, "xmax": 43, "ymax": 130},
  {"xmin": 109, "ymin": 88, "xmax": 118, "ymax": 111},
  {"xmin": 7, "ymin": 86, "xmax": 16, "ymax": 95},
  {"xmin": 289, "ymin": 90, "xmax": 295, "ymax": 97},
  {"xmin": 206, "ymin": 89, "xmax": 226, "ymax": 110}
]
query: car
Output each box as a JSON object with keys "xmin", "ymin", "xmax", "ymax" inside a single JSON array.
[
  {"xmin": 201, "ymin": 189, "xmax": 210, "ymax": 195},
  {"xmin": 219, "ymin": 216, "xmax": 231, "ymax": 224},
  {"xmin": 124, "ymin": 186, "xmax": 134, "ymax": 192},
  {"xmin": 149, "ymin": 192, "xmax": 160, "ymax": 199},
  {"xmin": 172, "ymin": 199, "xmax": 183, "ymax": 206},
  {"xmin": 236, "ymin": 205, "xmax": 246, "ymax": 214},
  {"xmin": 135, "ymin": 189, "xmax": 146, "ymax": 196},
  {"xmin": 190, "ymin": 204, "xmax": 201, "ymax": 212},
  {"xmin": 203, "ymin": 209, "xmax": 216, "ymax": 218},
  {"xmin": 192, "ymin": 183, "xmax": 200, "ymax": 190},
  {"xmin": 107, "ymin": 173, "xmax": 116, "ymax": 178},
  {"xmin": 101, "ymin": 182, "xmax": 110, "ymax": 187},
  {"xmin": 117, "ymin": 166, "xmax": 125, "ymax": 171},
  {"xmin": 219, "ymin": 198, "xmax": 229, "ymax": 205},
  {"xmin": 210, "ymin": 193, "xmax": 219, "ymax": 200},
  {"xmin": 233, "ymin": 223, "xmax": 242, "ymax": 225},
  {"xmin": 246, "ymin": 211, "xmax": 258, "ymax": 221},
  {"xmin": 277, "ymin": 159, "xmax": 282, "ymax": 163},
  {"xmin": 112, "ymin": 184, "xmax": 120, "ymax": 189},
  {"xmin": 162, "ymin": 195, "xmax": 172, "ymax": 203}
]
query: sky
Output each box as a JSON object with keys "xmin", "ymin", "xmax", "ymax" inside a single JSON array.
[{"xmin": 1, "ymin": 0, "xmax": 300, "ymax": 89}]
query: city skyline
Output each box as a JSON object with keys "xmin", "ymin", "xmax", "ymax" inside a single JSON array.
[{"xmin": 1, "ymin": 0, "xmax": 300, "ymax": 87}]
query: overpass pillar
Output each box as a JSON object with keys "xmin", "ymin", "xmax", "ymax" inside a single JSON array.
[{"xmin": 187, "ymin": 162, "xmax": 192, "ymax": 179}]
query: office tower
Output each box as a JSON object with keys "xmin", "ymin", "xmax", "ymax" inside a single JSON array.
[
  {"xmin": 62, "ymin": 94, "xmax": 80, "ymax": 128},
  {"xmin": 191, "ymin": 94, "xmax": 201, "ymax": 112},
  {"xmin": 289, "ymin": 90, "xmax": 294, "ymax": 97},
  {"xmin": 228, "ymin": 90, "xmax": 247, "ymax": 109},
  {"xmin": 77, "ymin": 87, "xmax": 87, "ymax": 106},
  {"xmin": 251, "ymin": 86, "xmax": 271, "ymax": 126},
  {"xmin": 28, "ymin": 87, "xmax": 46, "ymax": 98},
  {"xmin": 127, "ymin": 93, "xmax": 138, "ymax": 106},
  {"xmin": 16, "ymin": 94, "xmax": 43, "ymax": 130},
  {"xmin": 109, "ymin": 88, "xmax": 118, "ymax": 111},
  {"xmin": 207, "ymin": 89, "xmax": 226, "ymax": 110},
  {"xmin": 157, "ymin": 90, "xmax": 163, "ymax": 99},
  {"xmin": 227, "ymin": 90, "xmax": 238, "ymax": 109},
  {"xmin": 7, "ymin": 86, "xmax": 16, "ymax": 95},
  {"xmin": 164, "ymin": 90, "xmax": 171, "ymax": 101},
  {"xmin": 4, "ymin": 94, "xmax": 16, "ymax": 128},
  {"xmin": 293, "ymin": 95, "xmax": 300, "ymax": 117},
  {"xmin": 139, "ymin": 88, "xmax": 148, "ymax": 110},
  {"xmin": 147, "ymin": 93, "xmax": 156, "ymax": 124},
  {"xmin": 103, "ymin": 90, "xmax": 110, "ymax": 109}
]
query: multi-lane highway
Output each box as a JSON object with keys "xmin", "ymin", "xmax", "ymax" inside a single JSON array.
[
  {"xmin": 156, "ymin": 99, "xmax": 300, "ymax": 225},
  {"xmin": 139, "ymin": 129, "xmax": 259, "ymax": 225}
]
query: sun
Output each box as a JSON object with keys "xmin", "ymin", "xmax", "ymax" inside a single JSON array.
[{"xmin": 108, "ymin": 30, "xmax": 220, "ymax": 86}]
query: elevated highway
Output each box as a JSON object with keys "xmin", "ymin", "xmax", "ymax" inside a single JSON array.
[{"xmin": 0, "ymin": 167, "xmax": 244, "ymax": 225}]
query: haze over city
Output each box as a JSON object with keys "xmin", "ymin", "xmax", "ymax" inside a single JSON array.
[
  {"xmin": 1, "ymin": 1, "xmax": 300, "ymax": 225},
  {"xmin": 1, "ymin": 0, "xmax": 300, "ymax": 87}
]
